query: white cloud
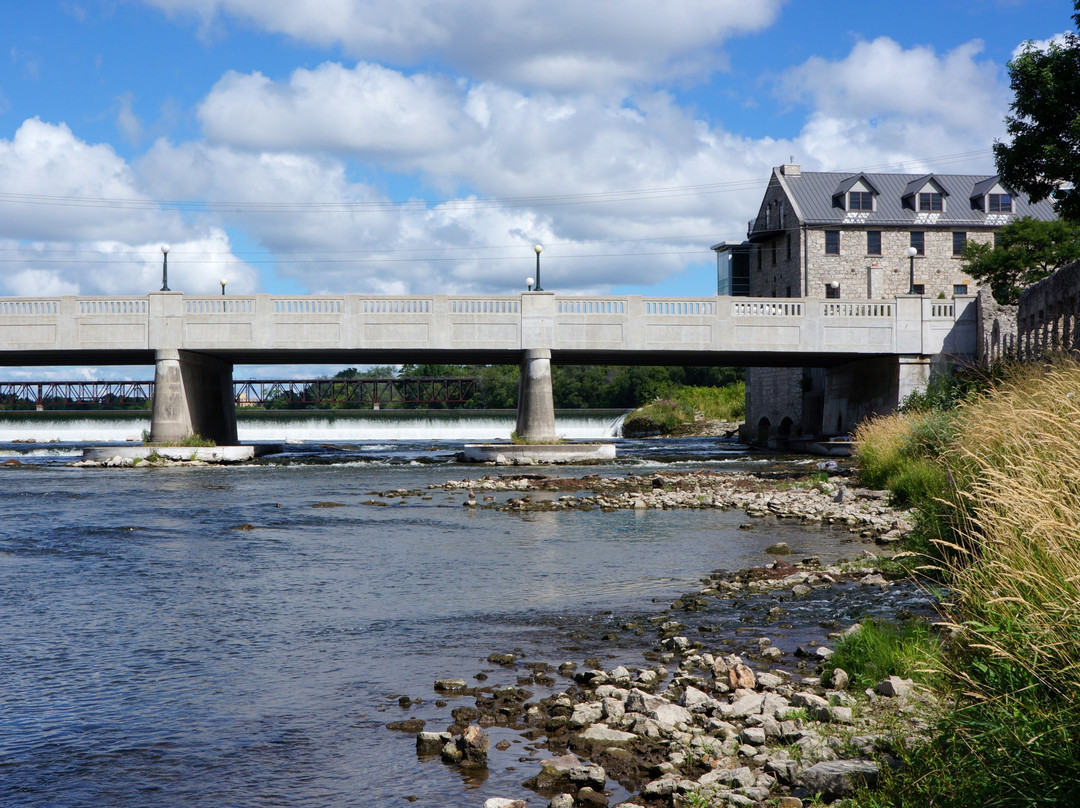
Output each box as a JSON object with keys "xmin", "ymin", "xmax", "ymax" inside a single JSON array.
[
  {"xmin": 0, "ymin": 118, "xmax": 167, "ymax": 243},
  {"xmin": 1013, "ymin": 32, "xmax": 1072, "ymax": 58},
  {"xmin": 140, "ymin": 0, "xmax": 783, "ymax": 91},
  {"xmin": 778, "ymin": 37, "xmax": 1008, "ymax": 172},
  {"xmin": 198, "ymin": 63, "xmax": 478, "ymax": 156}
]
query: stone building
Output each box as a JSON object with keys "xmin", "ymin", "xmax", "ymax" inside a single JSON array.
[{"xmin": 714, "ymin": 163, "xmax": 1057, "ymax": 441}]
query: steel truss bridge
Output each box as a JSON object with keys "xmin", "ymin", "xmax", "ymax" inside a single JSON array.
[{"xmin": 0, "ymin": 377, "xmax": 481, "ymax": 409}]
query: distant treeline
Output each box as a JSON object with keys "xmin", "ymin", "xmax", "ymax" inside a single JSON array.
[{"xmin": 263, "ymin": 364, "xmax": 743, "ymax": 410}]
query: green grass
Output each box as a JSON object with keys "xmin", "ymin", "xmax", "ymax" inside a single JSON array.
[
  {"xmin": 823, "ymin": 619, "xmax": 941, "ymax": 693},
  {"xmin": 850, "ymin": 357, "xmax": 1080, "ymax": 807},
  {"xmin": 623, "ymin": 382, "xmax": 744, "ymax": 436}
]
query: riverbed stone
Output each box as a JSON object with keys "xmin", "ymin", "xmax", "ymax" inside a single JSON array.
[
  {"xmin": 625, "ymin": 689, "xmax": 692, "ymax": 726},
  {"xmin": 797, "ymin": 760, "xmax": 879, "ymax": 799},
  {"xmin": 699, "ymin": 765, "xmax": 755, "ymax": 789},
  {"xmin": 434, "ymin": 677, "xmax": 468, "ymax": 692},
  {"xmin": 875, "ymin": 676, "xmax": 915, "ymax": 698},
  {"xmin": 484, "ymin": 799, "xmax": 527, "ymax": 808},
  {"xmin": 578, "ymin": 724, "xmax": 638, "ymax": 746}
]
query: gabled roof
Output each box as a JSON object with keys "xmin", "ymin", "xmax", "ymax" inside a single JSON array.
[
  {"xmin": 767, "ymin": 170, "xmax": 1057, "ymax": 228},
  {"xmin": 971, "ymin": 175, "xmax": 1011, "ymax": 198},
  {"xmin": 833, "ymin": 173, "xmax": 880, "ymax": 197},
  {"xmin": 902, "ymin": 174, "xmax": 949, "ymax": 200}
]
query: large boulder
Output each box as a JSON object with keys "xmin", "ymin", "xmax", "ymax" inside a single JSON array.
[{"xmin": 797, "ymin": 760, "xmax": 879, "ymax": 799}]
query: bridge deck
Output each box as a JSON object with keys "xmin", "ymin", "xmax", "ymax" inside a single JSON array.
[{"xmin": 0, "ymin": 292, "xmax": 976, "ymax": 367}]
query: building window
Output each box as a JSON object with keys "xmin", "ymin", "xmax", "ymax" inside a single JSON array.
[
  {"xmin": 918, "ymin": 192, "xmax": 943, "ymax": 212},
  {"xmin": 954, "ymin": 284, "xmax": 969, "ymax": 295},
  {"xmin": 953, "ymin": 231, "xmax": 967, "ymax": 256},
  {"xmin": 867, "ymin": 231, "xmax": 881, "ymax": 255},
  {"xmin": 786, "ymin": 234, "xmax": 792, "ymax": 260},
  {"xmin": 910, "ymin": 231, "xmax": 925, "ymax": 255},
  {"xmin": 913, "ymin": 284, "xmax": 925, "ymax": 295},
  {"xmin": 825, "ymin": 283, "xmax": 840, "ymax": 299},
  {"xmin": 849, "ymin": 191, "xmax": 874, "ymax": 211},
  {"xmin": 989, "ymin": 193, "xmax": 1012, "ymax": 213},
  {"xmin": 825, "ymin": 230, "xmax": 840, "ymax": 255},
  {"xmin": 994, "ymin": 231, "xmax": 1002, "ymax": 248},
  {"xmin": 772, "ymin": 241, "xmax": 777, "ymax": 265}
]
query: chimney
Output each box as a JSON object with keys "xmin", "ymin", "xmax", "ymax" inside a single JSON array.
[{"xmin": 781, "ymin": 163, "xmax": 801, "ymax": 177}]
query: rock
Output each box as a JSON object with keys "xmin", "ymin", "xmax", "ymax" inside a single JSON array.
[
  {"xmin": 549, "ymin": 796, "xmax": 575, "ymax": 808},
  {"xmin": 830, "ymin": 667, "xmax": 850, "ymax": 691},
  {"xmin": 434, "ymin": 678, "xmax": 468, "ymax": 692},
  {"xmin": 575, "ymin": 786, "xmax": 608, "ymax": 806},
  {"xmin": 766, "ymin": 542, "xmax": 793, "ymax": 555},
  {"xmin": 578, "ymin": 724, "xmax": 639, "ymax": 746},
  {"xmin": 460, "ymin": 725, "xmax": 490, "ymax": 762},
  {"xmin": 624, "ymin": 689, "xmax": 692, "ymax": 726},
  {"xmin": 858, "ymin": 573, "xmax": 891, "ymax": 588},
  {"xmin": 682, "ymin": 685, "xmax": 719, "ymax": 714},
  {"xmin": 386, "ymin": 719, "xmax": 425, "ymax": 732},
  {"xmin": 757, "ymin": 671, "xmax": 784, "ymax": 689},
  {"xmin": 484, "ymin": 800, "xmax": 527, "ymax": 808},
  {"xmin": 740, "ymin": 726, "xmax": 767, "ymax": 746},
  {"xmin": 416, "ymin": 731, "xmax": 451, "ymax": 754},
  {"xmin": 487, "ymin": 652, "xmax": 516, "ymax": 665},
  {"xmin": 525, "ymin": 754, "xmax": 605, "ymax": 793},
  {"xmin": 797, "ymin": 760, "xmax": 879, "ymax": 799},
  {"xmin": 791, "ymin": 584, "xmax": 812, "ymax": 596},
  {"xmin": 729, "ymin": 663, "xmax": 756, "ymax": 690},
  {"xmin": 726, "ymin": 693, "xmax": 765, "ymax": 718},
  {"xmin": 875, "ymin": 676, "xmax": 915, "ymax": 698},
  {"xmin": 570, "ymin": 701, "xmax": 604, "ymax": 728},
  {"xmin": 791, "ymin": 691, "xmax": 829, "ymax": 711},
  {"xmin": 699, "ymin": 765, "xmax": 756, "ymax": 789}
]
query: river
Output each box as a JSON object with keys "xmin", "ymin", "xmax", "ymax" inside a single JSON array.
[{"xmin": 0, "ymin": 437, "xmax": 925, "ymax": 807}]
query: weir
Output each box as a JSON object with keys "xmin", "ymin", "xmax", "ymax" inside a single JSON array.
[
  {"xmin": 0, "ymin": 290, "xmax": 978, "ymax": 441},
  {"xmin": 0, "ymin": 409, "xmax": 629, "ymax": 444}
]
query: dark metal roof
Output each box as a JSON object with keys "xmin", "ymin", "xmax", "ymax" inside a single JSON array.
[{"xmin": 776, "ymin": 170, "xmax": 1056, "ymax": 227}]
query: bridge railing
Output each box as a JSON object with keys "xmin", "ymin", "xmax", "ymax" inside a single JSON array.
[{"xmin": 0, "ymin": 299, "xmax": 60, "ymax": 315}]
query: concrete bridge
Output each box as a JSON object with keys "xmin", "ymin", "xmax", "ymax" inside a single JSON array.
[{"xmin": 0, "ymin": 291, "xmax": 976, "ymax": 444}]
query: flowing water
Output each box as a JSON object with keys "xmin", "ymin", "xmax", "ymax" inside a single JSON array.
[{"xmin": 0, "ymin": 437, "xmax": 929, "ymax": 807}]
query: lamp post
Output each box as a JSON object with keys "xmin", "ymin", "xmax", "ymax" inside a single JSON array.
[
  {"xmin": 533, "ymin": 244, "xmax": 543, "ymax": 291},
  {"xmin": 526, "ymin": 276, "xmax": 534, "ymax": 292},
  {"xmin": 220, "ymin": 278, "xmax": 227, "ymax": 296},
  {"xmin": 906, "ymin": 246, "xmax": 918, "ymax": 294},
  {"xmin": 160, "ymin": 244, "xmax": 170, "ymax": 291}
]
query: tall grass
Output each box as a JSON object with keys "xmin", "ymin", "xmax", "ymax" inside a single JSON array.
[
  {"xmin": 623, "ymin": 382, "xmax": 744, "ymax": 435},
  {"xmin": 854, "ymin": 357, "xmax": 1080, "ymax": 807}
]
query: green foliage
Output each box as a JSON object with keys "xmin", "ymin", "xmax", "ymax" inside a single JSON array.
[
  {"xmin": 994, "ymin": 3, "xmax": 1080, "ymax": 223},
  {"xmin": 622, "ymin": 382, "xmax": 745, "ymax": 437},
  {"xmin": 961, "ymin": 217, "xmax": 1080, "ymax": 304},
  {"xmin": 823, "ymin": 619, "xmax": 941, "ymax": 692}
]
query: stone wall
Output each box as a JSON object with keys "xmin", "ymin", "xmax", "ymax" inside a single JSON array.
[
  {"xmin": 1017, "ymin": 259, "xmax": 1080, "ymax": 358},
  {"xmin": 976, "ymin": 287, "xmax": 1018, "ymax": 364},
  {"xmin": 750, "ymin": 226, "xmax": 988, "ymax": 301}
]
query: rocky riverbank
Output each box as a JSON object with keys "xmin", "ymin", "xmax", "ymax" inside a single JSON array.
[
  {"xmin": 409, "ymin": 556, "xmax": 935, "ymax": 808},
  {"xmin": 399, "ymin": 468, "xmax": 932, "ymax": 806},
  {"xmin": 434, "ymin": 468, "xmax": 911, "ymax": 545}
]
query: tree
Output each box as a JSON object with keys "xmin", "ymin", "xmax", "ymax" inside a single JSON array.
[
  {"xmin": 962, "ymin": 217, "xmax": 1080, "ymax": 304},
  {"xmin": 994, "ymin": 2, "xmax": 1080, "ymax": 222}
]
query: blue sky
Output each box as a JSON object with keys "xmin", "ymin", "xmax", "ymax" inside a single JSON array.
[{"xmin": 0, "ymin": 0, "xmax": 1071, "ymax": 312}]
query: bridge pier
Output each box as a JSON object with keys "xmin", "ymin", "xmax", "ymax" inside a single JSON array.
[
  {"xmin": 149, "ymin": 349, "xmax": 237, "ymax": 445},
  {"xmin": 515, "ymin": 349, "xmax": 557, "ymax": 441}
]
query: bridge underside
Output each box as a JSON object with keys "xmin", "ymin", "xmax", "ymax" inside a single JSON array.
[{"xmin": 0, "ymin": 348, "xmax": 891, "ymax": 369}]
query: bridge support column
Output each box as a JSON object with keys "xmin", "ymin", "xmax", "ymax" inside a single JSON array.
[
  {"xmin": 515, "ymin": 348, "xmax": 557, "ymax": 442},
  {"xmin": 149, "ymin": 349, "xmax": 237, "ymax": 445},
  {"xmin": 897, "ymin": 355, "xmax": 932, "ymax": 403}
]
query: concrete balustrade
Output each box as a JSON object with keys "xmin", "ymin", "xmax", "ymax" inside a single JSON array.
[{"xmin": 0, "ymin": 291, "xmax": 978, "ymax": 443}]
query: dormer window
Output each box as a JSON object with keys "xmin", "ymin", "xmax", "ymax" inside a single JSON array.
[
  {"xmin": 971, "ymin": 177, "xmax": 1015, "ymax": 214},
  {"xmin": 903, "ymin": 174, "xmax": 948, "ymax": 212},
  {"xmin": 918, "ymin": 192, "xmax": 943, "ymax": 212},
  {"xmin": 849, "ymin": 191, "xmax": 874, "ymax": 211}
]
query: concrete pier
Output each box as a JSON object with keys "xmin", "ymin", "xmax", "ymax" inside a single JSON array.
[
  {"xmin": 149, "ymin": 349, "xmax": 237, "ymax": 445},
  {"xmin": 514, "ymin": 349, "xmax": 557, "ymax": 442}
]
